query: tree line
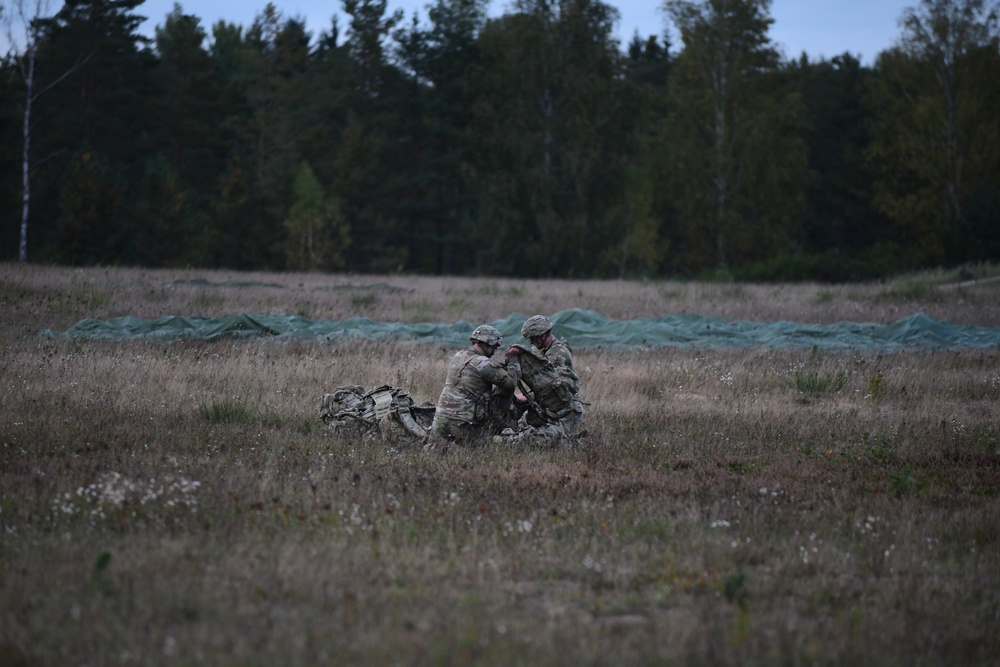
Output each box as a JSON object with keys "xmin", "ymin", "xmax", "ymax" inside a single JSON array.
[{"xmin": 2, "ymin": 0, "xmax": 998, "ymax": 280}]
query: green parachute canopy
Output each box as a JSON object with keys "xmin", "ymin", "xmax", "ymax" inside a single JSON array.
[{"xmin": 39, "ymin": 309, "xmax": 1000, "ymax": 351}]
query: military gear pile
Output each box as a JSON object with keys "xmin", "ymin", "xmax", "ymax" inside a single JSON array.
[{"xmin": 320, "ymin": 384, "xmax": 435, "ymax": 441}]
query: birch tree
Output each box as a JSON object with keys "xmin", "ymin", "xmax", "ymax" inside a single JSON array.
[
  {"xmin": 662, "ymin": 0, "xmax": 807, "ymax": 272},
  {"xmin": 472, "ymin": 0, "xmax": 627, "ymax": 276},
  {"xmin": 2, "ymin": 0, "xmax": 82, "ymax": 262},
  {"xmin": 868, "ymin": 0, "xmax": 1000, "ymax": 264}
]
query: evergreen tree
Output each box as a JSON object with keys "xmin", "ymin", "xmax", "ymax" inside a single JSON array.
[
  {"xmin": 394, "ymin": 0, "xmax": 489, "ymax": 274},
  {"xmin": 31, "ymin": 0, "xmax": 155, "ymax": 262},
  {"xmin": 133, "ymin": 154, "xmax": 190, "ymax": 267},
  {"xmin": 199, "ymin": 21, "xmax": 257, "ymax": 268},
  {"xmin": 0, "ymin": 55, "xmax": 20, "ymax": 260},
  {"xmin": 788, "ymin": 55, "xmax": 878, "ymax": 252},
  {"xmin": 330, "ymin": 0, "xmax": 410, "ymax": 273},
  {"xmin": 54, "ymin": 147, "xmax": 126, "ymax": 264},
  {"xmin": 599, "ymin": 163, "xmax": 666, "ymax": 277},
  {"xmin": 343, "ymin": 0, "xmax": 403, "ymax": 101},
  {"xmin": 240, "ymin": 4, "xmax": 312, "ymax": 268},
  {"xmin": 297, "ymin": 15, "xmax": 351, "ymax": 188},
  {"xmin": 3, "ymin": 0, "xmax": 994, "ymax": 276},
  {"xmin": 200, "ymin": 153, "xmax": 253, "ymax": 268},
  {"xmin": 762, "ymin": 52, "xmax": 905, "ymax": 280},
  {"xmin": 152, "ymin": 5, "xmax": 224, "ymax": 206}
]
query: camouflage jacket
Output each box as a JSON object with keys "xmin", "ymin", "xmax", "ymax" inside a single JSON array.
[
  {"xmin": 434, "ymin": 347, "xmax": 521, "ymax": 424},
  {"xmin": 522, "ymin": 337, "xmax": 583, "ymax": 416}
]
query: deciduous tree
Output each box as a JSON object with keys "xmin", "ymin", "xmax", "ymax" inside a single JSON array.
[
  {"xmin": 868, "ymin": 0, "xmax": 1000, "ymax": 265},
  {"xmin": 283, "ymin": 161, "xmax": 350, "ymax": 271},
  {"xmin": 473, "ymin": 0, "xmax": 628, "ymax": 276},
  {"xmin": 2, "ymin": 0, "xmax": 86, "ymax": 262},
  {"xmin": 661, "ymin": 0, "xmax": 807, "ymax": 273}
]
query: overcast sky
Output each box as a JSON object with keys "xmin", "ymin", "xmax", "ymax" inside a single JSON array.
[{"xmin": 134, "ymin": 0, "xmax": 915, "ymax": 65}]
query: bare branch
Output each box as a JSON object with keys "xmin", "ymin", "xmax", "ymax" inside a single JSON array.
[{"xmin": 32, "ymin": 52, "xmax": 91, "ymax": 99}]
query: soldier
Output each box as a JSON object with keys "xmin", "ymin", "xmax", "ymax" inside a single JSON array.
[
  {"xmin": 428, "ymin": 324, "xmax": 521, "ymax": 444},
  {"xmin": 503, "ymin": 315, "xmax": 585, "ymax": 447}
]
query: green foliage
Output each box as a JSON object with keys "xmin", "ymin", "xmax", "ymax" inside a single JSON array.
[
  {"xmin": 91, "ymin": 550, "xmax": 112, "ymax": 581},
  {"xmin": 599, "ymin": 165, "xmax": 667, "ymax": 278},
  {"xmin": 133, "ymin": 155, "xmax": 192, "ymax": 267},
  {"xmin": 55, "ymin": 149, "xmax": 126, "ymax": 265},
  {"xmin": 860, "ymin": 430, "xmax": 898, "ymax": 462},
  {"xmin": 660, "ymin": 0, "xmax": 809, "ymax": 273},
  {"xmin": 198, "ymin": 399, "xmax": 258, "ymax": 424},
  {"xmin": 723, "ymin": 570, "xmax": 748, "ymax": 608},
  {"xmin": 793, "ymin": 346, "xmax": 848, "ymax": 395},
  {"xmin": 867, "ymin": 0, "xmax": 1000, "ymax": 267},
  {"xmin": 331, "ymin": 114, "xmax": 409, "ymax": 273},
  {"xmin": 735, "ymin": 244, "xmax": 908, "ymax": 282},
  {"xmin": 888, "ymin": 466, "xmax": 920, "ymax": 497},
  {"xmin": 866, "ymin": 368, "xmax": 886, "ymax": 401},
  {"xmin": 198, "ymin": 397, "xmax": 285, "ymax": 427},
  {"xmin": 783, "ymin": 54, "xmax": 885, "ymax": 256},
  {"xmin": 3, "ymin": 0, "xmax": 999, "ymax": 276},
  {"xmin": 471, "ymin": 0, "xmax": 631, "ymax": 276},
  {"xmin": 203, "ymin": 155, "xmax": 253, "ymax": 269},
  {"xmin": 284, "ymin": 162, "xmax": 351, "ymax": 271},
  {"xmin": 794, "ymin": 369, "xmax": 848, "ymax": 395},
  {"xmin": 29, "ymin": 0, "xmax": 157, "ymax": 261}
]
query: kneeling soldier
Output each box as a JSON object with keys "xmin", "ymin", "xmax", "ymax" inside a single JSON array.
[
  {"xmin": 429, "ymin": 325, "xmax": 521, "ymax": 444},
  {"xmin": 503, "ymin": 315, "xmax": 585, "ymax": 447}
]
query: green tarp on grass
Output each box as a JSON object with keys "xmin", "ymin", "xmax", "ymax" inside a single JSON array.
[{"xmin": 39, "ymin": 309, "xmax": 1000, "ymax": 351}]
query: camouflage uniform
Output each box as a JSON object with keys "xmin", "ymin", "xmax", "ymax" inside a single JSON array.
[
  {"xmin": 430, "ymin": 328, "xmax": 521, "ymax": 444},
  {"xmin": 517, "ymin": 338, "xmax": 583, "ymax": 446}
]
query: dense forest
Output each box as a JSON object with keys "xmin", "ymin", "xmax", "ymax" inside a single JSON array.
[{"xmin": 1, "ymin": 0, "xmax": 998, "ymax": 279}]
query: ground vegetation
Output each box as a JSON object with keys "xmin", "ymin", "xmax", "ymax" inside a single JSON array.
[{"xmin": 1, "ymin": 263, "xmax": 998, "ymax": 665}]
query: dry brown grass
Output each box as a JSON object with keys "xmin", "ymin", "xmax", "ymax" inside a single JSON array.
[{"xmin": 1, "ymin": 263, "xmax": 998, "ymax": 666}]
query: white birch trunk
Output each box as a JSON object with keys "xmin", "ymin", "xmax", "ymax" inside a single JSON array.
[{"xmin": 19, "ymin": 40, "xmax": 34, "ymax": 262}]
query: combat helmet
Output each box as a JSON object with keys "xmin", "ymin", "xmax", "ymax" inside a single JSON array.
[
  {"xmin": 521, "ymin": 315, "xmax": 552, "ymax": 339},
  {"xmin": 470, "ymin": 324, "xmax": 503, "ymax": 348}
]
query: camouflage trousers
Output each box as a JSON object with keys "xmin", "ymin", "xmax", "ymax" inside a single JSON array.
[
  {"xmin": 498, "ymin": 408, "xmax": 583, "ymax": 448},
  {"xmin": 429, "ymin": 415, "xmax": 493, "ymax": 445}
]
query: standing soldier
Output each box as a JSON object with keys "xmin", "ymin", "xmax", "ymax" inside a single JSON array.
[
  {"xmin": 429, "ymin": 325, "xmax": 521, "ymax": 444},
  {"xmin": 503, "ymin": 315, "xmax": 585, "ymax": 447}
]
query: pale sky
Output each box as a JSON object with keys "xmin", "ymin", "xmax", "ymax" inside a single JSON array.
[{"xmin": 134, "ymin": 0, "xmax": 913, "ymax": 65}]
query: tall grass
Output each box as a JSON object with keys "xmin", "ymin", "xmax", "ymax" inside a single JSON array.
[{"xmin": 1, "ymin": 263, "xmax": 998, "ymax": 666}]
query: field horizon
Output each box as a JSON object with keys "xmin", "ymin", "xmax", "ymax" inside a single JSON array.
[{"xmin": 2, "ymin": 263, "xmax": 998, "ymax": 666}]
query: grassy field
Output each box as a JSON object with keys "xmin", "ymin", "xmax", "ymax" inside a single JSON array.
[{"xmin": 1, "ymin": 263, "xmax": 999, "ymax": 666}]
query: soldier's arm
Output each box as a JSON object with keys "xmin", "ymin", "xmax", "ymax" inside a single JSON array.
[
  {"xmin": 547, "ymin": 344, "xmax": 580, "ymax": 393},
  {"xmin": 547, "ymin": 345, "xmax": 574, "ymax": 375},
  {"xmin": 476, "ymin": 357, "xmax": 520, "ymax": 391}
]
